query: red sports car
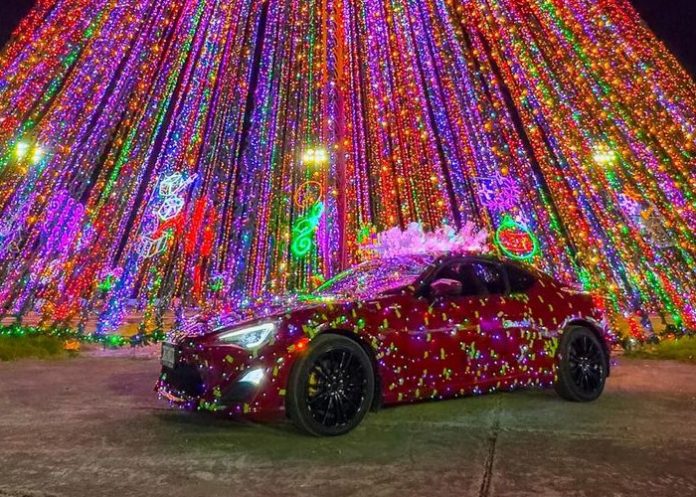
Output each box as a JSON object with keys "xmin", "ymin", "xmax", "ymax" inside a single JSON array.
[{"xmin": 157, "ymin": 254, "xmax": 613, "ymax": 436}]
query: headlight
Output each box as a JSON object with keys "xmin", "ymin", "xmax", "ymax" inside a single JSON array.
[{"xmin": 216, "ymin": 322, "xmax": 277, "ymax": 349}]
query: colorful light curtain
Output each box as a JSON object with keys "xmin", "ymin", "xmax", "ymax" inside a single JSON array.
[{"xmin": 0, "ymin": 0, "xmax": 694, "ymax": 334}]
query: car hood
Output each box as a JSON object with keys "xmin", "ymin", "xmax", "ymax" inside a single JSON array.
[
  {"xmin": 217, "ymin": 293, "xmax": 352, "ymax": 326},
  {"xmin": 169, "ymin": 293, "xmax": 354, "ymax": 340}
]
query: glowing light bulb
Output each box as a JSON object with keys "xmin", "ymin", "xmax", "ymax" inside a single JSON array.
[
  {"xmin": 32, "ymin": 146, "xmax": 45, "ymax": 165},
  {"xmin": 15, "ymin": 141, "xmax": 29, "ymax": 160},
  {"xmin": 592, "ymin": 145, "xmax": 617, "ymax": 166},
  {"xmin": 301, "ymin": 147, "xmax": 329, "ymax": 167}
]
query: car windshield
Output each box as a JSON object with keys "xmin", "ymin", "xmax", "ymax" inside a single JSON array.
[{"xmin": 314, "ymin": 255, "xmax": 435, "ymax": 297}]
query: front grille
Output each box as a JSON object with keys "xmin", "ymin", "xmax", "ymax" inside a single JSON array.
[{"xmin": 163, "ymin": 364, "xmax": 204, "ymax": 397}]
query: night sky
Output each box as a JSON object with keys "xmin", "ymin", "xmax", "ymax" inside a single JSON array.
[{"xmin": 0, "ymin": 0, "xmax": 695, "ymax": 75}]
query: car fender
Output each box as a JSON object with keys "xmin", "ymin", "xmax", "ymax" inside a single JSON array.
[
  {"xmin": 558, "ymin": 315, "xmax": 613, "ymax": 376},
  {"xmin": 291, "ymin": 326, "xmax": 385, "ymax": 411}
]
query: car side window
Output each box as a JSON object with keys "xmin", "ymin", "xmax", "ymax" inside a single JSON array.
[
  {"xmin": 434, "ymin": 262, "xmax": 481, "ymax": 296},
  {"xmin": 434, "ymin": 261, "xmax": 504, "ymax": 297},
  {"xmin": 506, "ymin": 265, "xmax": 536, "ymax": 293},
  {"xmin": 470, "ymin": 262, "xmax": 506, "ymax": 295}
]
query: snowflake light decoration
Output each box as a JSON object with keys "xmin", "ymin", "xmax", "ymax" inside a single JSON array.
[{"xmin": 475, "ymin": 173, "xmax": 522, "ymax": 212}]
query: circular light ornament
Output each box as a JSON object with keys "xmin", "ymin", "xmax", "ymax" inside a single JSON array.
[
  {"xmin": 495, "ymin": 215, "xmax": 540, "ymax": 261},
  {"xmin": 294, "ymin": 180, "xmax": 323, "ymax": 208}
]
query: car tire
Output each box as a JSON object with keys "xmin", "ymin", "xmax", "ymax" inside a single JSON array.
[
  {"xmin": 554, "ymin": 326, "xmax": 608, "ymax": 402},
  {"xmin": 287, "ymin": 334, "xmax": 374, "ymax": 436}
]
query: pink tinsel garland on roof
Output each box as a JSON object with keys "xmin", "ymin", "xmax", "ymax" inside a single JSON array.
[{"xmin": 364, "ymin": 222, "xmax": 489, "ymax": 259}]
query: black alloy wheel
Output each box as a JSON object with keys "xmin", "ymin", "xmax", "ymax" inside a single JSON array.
[
  {"xmin": 287, "ymin": 334, "xmax": 374, "ymax": 436},
  {"xmin": 554, "ymin": 326, "xmax": 608, "ymax": 402}
]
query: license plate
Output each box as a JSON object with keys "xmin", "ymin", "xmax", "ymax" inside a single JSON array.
[{"xmin": 161, "ymin": 343, "xmax": 177, "ymax": 369}]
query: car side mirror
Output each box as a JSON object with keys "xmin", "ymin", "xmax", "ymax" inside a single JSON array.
[{"xmin": 429, "ymin": 278, "xmax": 463, "ymax": 298}]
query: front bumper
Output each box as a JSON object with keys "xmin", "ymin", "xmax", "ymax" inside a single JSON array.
[{"xmin": 155, "ymin": 339, "xmax": 297, "ymax": 418}]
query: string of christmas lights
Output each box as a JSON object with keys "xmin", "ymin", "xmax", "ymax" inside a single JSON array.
[{"xmin": 0, "ymin": 0, "xmax": 694, "ymax": 336}]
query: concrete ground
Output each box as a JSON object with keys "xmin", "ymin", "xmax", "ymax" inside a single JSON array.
[{"xmin": 1, "ymin": 354, "xmax": 695, "ymax": 497}]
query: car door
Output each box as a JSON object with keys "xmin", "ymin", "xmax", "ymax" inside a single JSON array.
[
  {"xmin": 497, "ymin": 263, "xmax": 548, "ymax": 384},
  {"xmin": 455, "ymin": 260, "xmax": 523, "ymax": 390},
  {"xmin": 501, "ymin": 264, "xmax": 563, "ymax": 383},
  {"xmin": 414, "ymin": 259, "xmax": 485, "ymax": 398},
  {"xmin": 398, "ymin": 258, "xmax": 515, "ymax": 401}
]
